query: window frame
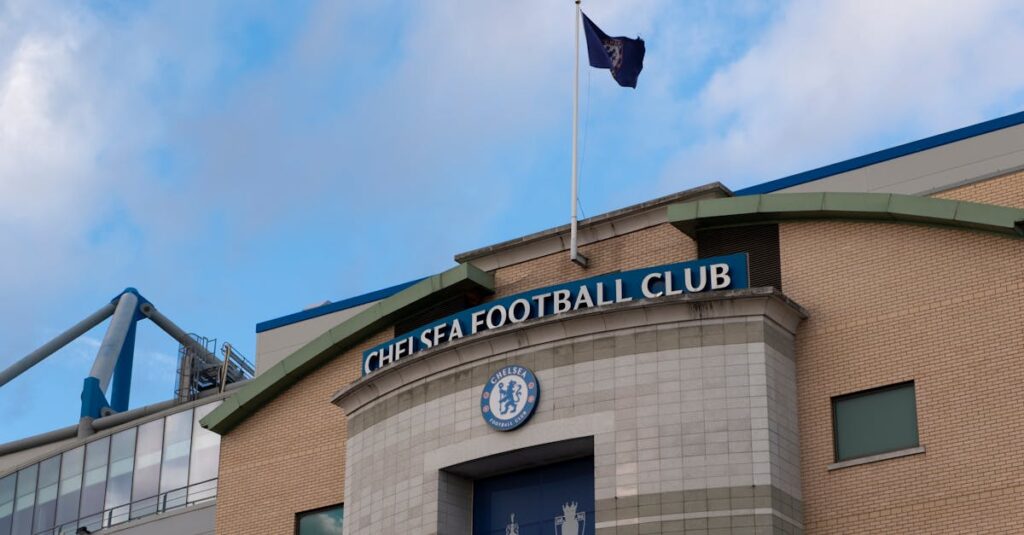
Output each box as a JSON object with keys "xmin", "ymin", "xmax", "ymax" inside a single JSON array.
[
  {"xmin": 295, "ymin": 503, "xmax": 344, "ymax": 535},
  {"xmin": 831, "ymin": 380, "xmax": 919, "ymax": 463}
]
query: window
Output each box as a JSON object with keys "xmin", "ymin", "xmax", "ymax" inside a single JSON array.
[
  {"xmin": 79, "ymin": 436, "xmax": 110, "ymax": 531},
  {"xmin": 31, "ymin": 456, "xmax": 59, "ymax": 533},
  {"xmin": 0, "ymin": 400, "xmax": 222, "ymax": 533},
  {"xmin": 55, "ymin": 446, "xmax": 84, "ymax": 529},
  {"xmin": 130, "ymin": 419, "xmax": 164, "ymax": 519},
  {"xmin": 187, "ymin": 402, "xmax": 222, "ymax": 503},
  {"xmin": 12, "ymin": 464, "xmax": 37, "ymax": 535},
  {"xmin": 0, "ymin": 474, "xmax": 14, "ymax": 535},
  {"xmin": 104, "ymin": 427, "xmax": 137, "ymax": 526},
  {"xmin": 159, "ymin": 409, "xmax": 194, "ymax": 510},
  {"xmin": 832, "ymin": 381, "xmax": 919, "ymax": 462},
  {"xmin": 296, "ymin": 505, "xmax": 343, "ymax": 535}
]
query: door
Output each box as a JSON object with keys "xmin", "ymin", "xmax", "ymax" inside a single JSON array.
[{"xmin": 472, "ymin": 457, "xmax": 594, "ymax": 535}]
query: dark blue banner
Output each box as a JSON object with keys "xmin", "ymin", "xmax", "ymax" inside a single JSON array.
[{"xmin": 363, "ymin": 253, "xmax": 749, "ymax": 375}]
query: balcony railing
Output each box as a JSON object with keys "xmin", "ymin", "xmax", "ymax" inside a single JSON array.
[{"xmin": 33, "ymin": 478, "xmax": 217, "ymax": 535}]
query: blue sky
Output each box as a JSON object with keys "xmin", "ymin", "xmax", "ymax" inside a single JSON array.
[{"xmin": 2, "ymin": 0, "xmax": 1024, "ymax": 443}]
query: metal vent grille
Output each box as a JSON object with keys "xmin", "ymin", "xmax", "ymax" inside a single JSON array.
[
  {"xmin": 697, "ymin": 224, "xmax": 782, "ymax": 290},
  {"xmin": 393, "ymin": 292, "xmax": 484, "ymax": 338}
]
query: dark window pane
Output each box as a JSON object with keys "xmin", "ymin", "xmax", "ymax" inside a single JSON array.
[
  {"xmin": 833, "ymin": 382, "xmax": 919, "ymax": 461},
  {"xmin": 131, "ymin": 419, "xmax": 163, "ymax": 520},
  {"xmin": 55, "ymin": 446, "xmax": 84, "ymax": 527},
  {"xmin": 0, "ymin": 474, "xmax": 16, "ymax": 535},
  {"xmin": 188, "ymin": 402, "xmax": 221, "ymax": 503},
  {"xmin": 79, "ymin": 436, "xmax": 109, "ymax": 520},
  {"xmin": 297, "ymin": 506, "xmax": 343, "ymax": 535},
  {"xmin": 104, "ymin": 428, "xmax": 136, "ymax": 527},
  {"xmin": 159, "ymin": 409, "xmax": 193, "ymax": 510},
  {"xmin": 31, "ymin": 456, "xmax": 60, "ymax": 533},
  {"xmin": 12, "ymin": 464, "xmax": 37, "ymax": 535}
]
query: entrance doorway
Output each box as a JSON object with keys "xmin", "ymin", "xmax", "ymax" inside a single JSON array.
[{"xmin": 472, "ymin": 456, "xmax": 594, "ymax": 535}]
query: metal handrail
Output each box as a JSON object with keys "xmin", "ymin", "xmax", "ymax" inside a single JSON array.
[{"xmin": 33, "ymin": 477, "xmax": 217, "ymax": 535}]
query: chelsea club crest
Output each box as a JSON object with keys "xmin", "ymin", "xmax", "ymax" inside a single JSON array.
[{"xmin": 481, "ymin": 365, "xmax": 539, "ymax": 431}]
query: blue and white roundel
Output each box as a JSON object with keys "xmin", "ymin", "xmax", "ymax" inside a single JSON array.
[{"xmin": 481, "ymin": 365, "xmax": 539, "ymax": 431}]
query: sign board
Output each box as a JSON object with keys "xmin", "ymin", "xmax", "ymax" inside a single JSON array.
[{"xmin": 362, "ymin": 253, "xmax": 749, "ymax": 375}]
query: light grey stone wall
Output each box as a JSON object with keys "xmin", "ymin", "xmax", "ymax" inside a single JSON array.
[
  {"xmin": 334, "ymin": 290, "xmax": 806, "ymax": 535},
  {"xmin": 776, "ymin": 121, "xmax": 1024, "ymax": 196}
]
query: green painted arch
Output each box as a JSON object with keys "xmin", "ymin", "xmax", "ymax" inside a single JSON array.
[
  {"xmin": 668, "ymin": 192, "xmax": 1024, "ymax": 239},
  {"xmin": 200, "ymin": 263, "xmax": 495, "ymax": 435}
]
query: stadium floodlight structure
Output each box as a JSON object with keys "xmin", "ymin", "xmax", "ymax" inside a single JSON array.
[{"xmin": 0, "ymin": 288, "xmax": 250, "ymax": 435}]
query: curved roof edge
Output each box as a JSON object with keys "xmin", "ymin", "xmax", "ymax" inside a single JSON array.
[
  {"xmin": 201, "ymin": 263, "xmax": 495, "ymax": 435},
  {"xmin": 735, "ymin": 110, "xmax": 1024, "ymax": 195},
  {"xmin": 667, "ymin": 193, "xmax": 1024, "ymax": 239}
]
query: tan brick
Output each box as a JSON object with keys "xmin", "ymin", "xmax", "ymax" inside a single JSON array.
[
  {"xmin": 933, "ymin": 169, "xmax": 1024, "ymax": 209},
  {"xmin": 214, "ymin": 169, "xmax": 1024, "ymax": 534},
  {"xmin": 783, "ymin": 216, "xmax": 1024, "ymax": 533}
]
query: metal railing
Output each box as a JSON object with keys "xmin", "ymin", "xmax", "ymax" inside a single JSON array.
[
  {"xmin": 33, "ymin": 478, "xmax": 217, "ymax": 535},
  {"xmin": 175, "ymin": 335, "xmax": 253, "ymax": 403}
]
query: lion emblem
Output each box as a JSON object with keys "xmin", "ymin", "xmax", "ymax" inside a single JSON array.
[{"xmin": 498, "ymin": 379, "xmax": 522, "ymax": 415}]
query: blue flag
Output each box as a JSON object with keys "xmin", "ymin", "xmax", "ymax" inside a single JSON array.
[{"xmin": 581, "ymin": 12, "xmax": 645, "ymax": 88}]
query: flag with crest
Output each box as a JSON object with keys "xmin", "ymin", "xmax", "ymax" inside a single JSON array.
[{"xmin": 581, "ymin": 12, "xmax": 646, "ymax": 88}]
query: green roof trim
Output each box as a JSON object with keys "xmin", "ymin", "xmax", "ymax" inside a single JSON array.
[
  {"xmin": 668, "ymin": 193, "xmax": 1024, "ymax": 239},
  {"xmin": 200, "ymin": 263, "xmax": 495, "ymax": 434}
]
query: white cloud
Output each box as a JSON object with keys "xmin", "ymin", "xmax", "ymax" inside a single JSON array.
[
  {"xmin": 3, "ymin": 0, "xmax": 1024, "ymax": 442},
  {"xmin": 0, "ymin": 1, "xmax": 110, "ymax": 341},
  {"xmin": 663, "ymin": 0, "xmax": 1024, "ymax": 188}
]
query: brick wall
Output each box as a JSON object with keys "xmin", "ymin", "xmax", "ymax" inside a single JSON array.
[
  {"xmin": 214, "ymin": 223, "xmax": 695, "ymax": 534},
  {"xmin": 213, "ymin": 170, "xmax": 1024, "ymax": 534},
  {"xmin": 493, "ymin": 223, "xmax": 696, "ymax": 295},
  {"xmin": 781, "ymin": 220, "xmax": 1024, "ymax": 533},
  {"xmin": 213, "ymin": 330, "xmax": 389, "ymax": 535},
  {"xmin": 932, "ymin": 168, "xmax": 1024, "ymax": 209}
]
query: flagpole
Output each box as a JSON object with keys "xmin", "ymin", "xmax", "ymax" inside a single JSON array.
[{"xmin": 570, "ymin": 0, "xmax": 588, "ymax": 267}]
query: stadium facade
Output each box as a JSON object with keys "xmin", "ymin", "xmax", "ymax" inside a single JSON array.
[{"xmin": 2, "ymin": 111, "xmax": 1024, "ymax": 535}]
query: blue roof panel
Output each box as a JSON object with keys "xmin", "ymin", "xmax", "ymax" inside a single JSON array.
[{"xmin": 256, "ymin": 278, "xmax": 425, "ymax": 333}]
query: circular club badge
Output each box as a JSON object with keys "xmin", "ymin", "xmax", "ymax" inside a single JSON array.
[{"xmin": 480, "ymin": 365, "xmax": 539, "ymax": 431}]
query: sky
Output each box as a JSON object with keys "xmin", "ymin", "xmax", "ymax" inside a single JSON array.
[{"xmin": 2, "ymin": 0, "xmax": 1024, "ymax": 443}]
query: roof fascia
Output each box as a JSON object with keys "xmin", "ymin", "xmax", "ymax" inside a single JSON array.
[
  {"xmin": 668, "ymin": 193, "xmax": 1024, "ymax": 239},
  {"xmin": 201, "ymin": 263, "xmax": 495, "ymax": 434}
]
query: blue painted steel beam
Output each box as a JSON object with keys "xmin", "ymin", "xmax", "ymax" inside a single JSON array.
[{"xmin": 108, "ymin": 318, "xmax": 137, "ymax": 413}]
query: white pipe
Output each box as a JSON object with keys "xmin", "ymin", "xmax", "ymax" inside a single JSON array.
[
  {"xmin": 89, "ymin": 292, "xmax": 139, "ymax": 392},
  {"xmin": 0, "ymin": 302, "xmax": 116, "ymax": 389},
  {"xmin": 140, "ymin": 303, "xmax": 221, "ymax": 370}
]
